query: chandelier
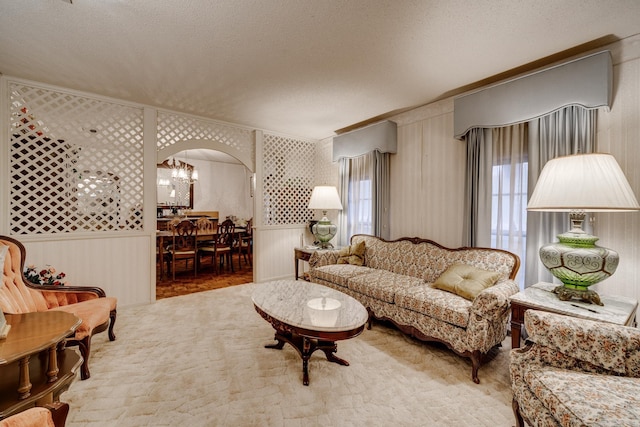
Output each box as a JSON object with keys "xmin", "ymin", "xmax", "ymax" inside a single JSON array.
[{"xmin": 168, "ymin": 158, "xmax": 198, "ymax": 184}]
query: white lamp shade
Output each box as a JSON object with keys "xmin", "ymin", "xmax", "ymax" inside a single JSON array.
[
  {"xmin": 308, "ymin": 186, "xmax": 343, "ymax": 211},
  {"xmin": 527, "ymin": 153, "xmax": 640, "ymax": 212}
]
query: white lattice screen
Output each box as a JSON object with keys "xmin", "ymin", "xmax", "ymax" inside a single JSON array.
[
  {"xmin": 262, "ymin": 133, "xmax": 315, "ymax": 226},
  {"xmin": 9, "ymin": 83, "xmax": 144, "ymax": 234},
  {"xmin": 157, "ymin": 111, "xmax": 253, "ymax": 159}
]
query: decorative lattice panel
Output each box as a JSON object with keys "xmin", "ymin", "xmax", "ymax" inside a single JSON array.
[
  {"xmin": 9, "ymin": 83, "xmax": 144, "ymax": 234},
  {"xmin": 315, "ymin": 139, "xmax": 339, "ymax": 186},
  {"xmin": 262, "ymin": 133, "xmax": 315, "ymax": 226},
  {"xmin": 157, "ymin": 111, "xmax": 253, "ymax": 158}
]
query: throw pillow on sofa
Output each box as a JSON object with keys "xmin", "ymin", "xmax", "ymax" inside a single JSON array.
[
  {"xmin": 433, "ymin": 263, "xmax": 501, "ymax": 301},
  {"xmin": 337, "ymin": 241, "xmax": 366, "ymax": 266}
]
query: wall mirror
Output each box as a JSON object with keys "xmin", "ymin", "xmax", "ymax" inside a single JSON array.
[{"xmin": 157, "ymin": 160, "xmax": 194, "ymax": 209}]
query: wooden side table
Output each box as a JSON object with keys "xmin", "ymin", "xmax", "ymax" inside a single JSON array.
[
  {"xmin": 0, "ymin": 311, "xmax": 82, "ymax": 420},
  {"xmin": 509, "ymin": 282, "xmax": 638, "ymax": 349},
  {"xmin": 294, "ymin": 247, "xmax": 317, "ymax": 281}
]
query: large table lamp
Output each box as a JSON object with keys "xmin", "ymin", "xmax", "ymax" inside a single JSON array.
[
  {"xmin": 527, "ymin": 153, "xmax": 640, "ymax": 305},
  {"xmin": 308, "ymin": 186, "xmax": 343, "ymax": 248}
]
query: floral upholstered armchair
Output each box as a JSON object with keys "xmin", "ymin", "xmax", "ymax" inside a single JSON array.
[
  {"xmin": 0, "ymin": 235, "xmax": 117, "ymax": 380},
  {"xmin": 510, "ymin": 309, "xmax": 640, "ymax": 427}
]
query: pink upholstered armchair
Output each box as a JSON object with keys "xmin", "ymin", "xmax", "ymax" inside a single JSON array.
[
  {"xmin": 0, "ymin": 236, "xmax": 117, "ymax": 380},
  {"xmin": 0, "ymin": 402, "xmax": 69, "ymax": 427}
]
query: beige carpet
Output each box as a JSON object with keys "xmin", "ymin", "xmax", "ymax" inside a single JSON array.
[{"xmin": 64, "ymin": 283, "xmax": 515, "ymax": 426}]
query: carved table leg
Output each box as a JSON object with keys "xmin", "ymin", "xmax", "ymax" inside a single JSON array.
[
  {"xmin": 264, "ymin": 330, "xmax": 348, "ymax": 386},
  {"xmin": 265, "ymin": 334, "xmax": 286, "ymax": 350},
  {"xmin": 47, "ymin": 345, "xmax": 59, "ymax": 383},
  {"xmin": 318, "ymin": 340, "xmax": 349, "ymax": 366},
  {"xmin": 302, "ymin": 337, "xmax": 311, "ymax": 386},
  {"xmin": 18, "ymin": 355, "xmax": 32, "ymax": 400}
]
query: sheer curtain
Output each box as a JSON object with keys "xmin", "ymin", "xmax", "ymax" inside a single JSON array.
[
  {"xmin": 337, "ymin": 150, "xmax": 391, "ymax": 246},
  {"xmin": 464, "ymin": 125, "xmax": 527, "ymax": 286},
  {"xmin": 525, "ymin": 106, "xmax": 596, "ymax": 286}
]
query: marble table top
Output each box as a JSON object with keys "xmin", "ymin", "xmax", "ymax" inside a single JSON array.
[
  {"xmin": 252, "ymin": 280, "xmax": 368, "ymax": 333},
  {"xmin": 510, "ymin": 282, "xmax": 638, "ymax": 326}
]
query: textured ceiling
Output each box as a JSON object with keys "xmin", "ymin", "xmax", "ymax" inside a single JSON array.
[{"xmin": 1, "ymin": 0, "xmax": 639, "ymax": 140}]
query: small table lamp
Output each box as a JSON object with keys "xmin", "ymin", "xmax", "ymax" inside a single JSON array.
[
  {"xmin": 308, "ymin": 186, "xmax": 343, "ymax": 248},
  {"xmin": 527, "ymin": 153, "xmax": 639, "ymax": 305}
]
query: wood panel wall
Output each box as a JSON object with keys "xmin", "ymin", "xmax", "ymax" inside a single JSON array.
[
  {"xmin": 388, "ymin": 100, "xmax": 467, "ymax": 248},
  {"xmin": 22, "ymin": 235, "xmax": 153, "ymax": 306}
]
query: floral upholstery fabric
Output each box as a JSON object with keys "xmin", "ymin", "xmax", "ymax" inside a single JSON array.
[
  {"xmin": 347, "ymin": 270, "xmax": 425, "ymax": 304},
  {"xmin": 309, "ymin": 235, "xmax": 520, "ymax": 379},
  {"xmin": 309, "ymin": 264, "xmax": 375, "ymax": 289},
  {"xmin": 350, "ymin": 234, "xmax": 517, "ymax": 283},
  {"xmin": 510, "ymin": 310, "xmax": 640, "ymax": 427},
  {"xmin": 395, "ymin": 283, "xmax": 472, "ymax": 328},
  {"xmin": 525, "ymin": 309, "xmax": 640, "ymax": 375}
]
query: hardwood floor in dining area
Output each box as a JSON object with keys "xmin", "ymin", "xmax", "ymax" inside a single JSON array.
[{"xmin": 156, "ymin": 255, "xmax": 253, "ymax": 299}]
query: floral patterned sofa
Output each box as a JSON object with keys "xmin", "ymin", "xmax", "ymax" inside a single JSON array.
[
  {"xmin": 510, "ymin": 310, "xmax": 640, "ymax": 427},
  {"xmin": 308, "ymin": 234, "xmax": 520, "ymax": 383}
]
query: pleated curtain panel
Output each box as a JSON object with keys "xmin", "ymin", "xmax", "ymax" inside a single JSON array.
[{"xmin": 333, "ymin": 121, "xmax": 397, "ymax": 246}]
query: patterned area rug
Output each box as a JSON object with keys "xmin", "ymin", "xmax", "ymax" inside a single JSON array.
[{"xmin": 64, "ymin": 283, "xmax": 514, "ymax": 426}]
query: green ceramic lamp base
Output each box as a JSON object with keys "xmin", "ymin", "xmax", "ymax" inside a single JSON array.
[
  {"xmin": 540, "ymin": 212, "xmax": 617, "ymax": 307},
  {"xmin": 311, "ymin": 212, "xmax": 337, "ymax": 249}
]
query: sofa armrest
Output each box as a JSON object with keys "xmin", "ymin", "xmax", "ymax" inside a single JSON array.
[
  {"xmin": 525, "ymin": 310, "xmax": 640, "ymax": 375},
  {"xmin": 470, "ymin": 279, "xmax": 519, "ymax": 320},
  {"xmin": 308, "ymin": 249, "xmax": 341, "ymax": 269}
]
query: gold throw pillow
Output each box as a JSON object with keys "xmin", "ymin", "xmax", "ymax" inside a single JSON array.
[
  {"xmin": 433, "ymin": 263, "xmax": 501, "ymax": 301},
  {"xmin": 337, "ymin": 241, "xmax": 366, "ymax": 266}
]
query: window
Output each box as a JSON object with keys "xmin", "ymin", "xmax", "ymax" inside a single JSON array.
[
  {"xmin": 491, "ymin": 160, "xmax": 527, "ymax": 287},
  {"xmin": 347, "ymin": 178, "xmax": 372, "ymax": 236}
]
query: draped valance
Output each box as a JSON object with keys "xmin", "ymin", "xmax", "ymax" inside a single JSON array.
[
  {"xmin": 333, "ymin": 120, "xmax": 397, "ymax": 161},
  {"xmin": 453, "ymin": 50, "xmax": 612, "ymax": 139}
]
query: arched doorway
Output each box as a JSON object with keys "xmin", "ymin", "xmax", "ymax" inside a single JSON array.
[{"xmin": 156, "ymin": 141, "xmax": 256, "ymax": 298}]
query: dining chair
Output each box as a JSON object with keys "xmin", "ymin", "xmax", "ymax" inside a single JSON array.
[
  {"xmin": 195, "ymin": 217, "xmax": 218, "ymax": 273},
  {"xmin": 195, "ymin": 217, "xmax": 217, "ymax": 244},
  {"xmin": 238, "ymin": 217, "xmax": 252, "ymax": 268},
  {"xmin": 216, "ymin": 219, "xmax": 235, "ymax": 273},
  {"xmin": 165, "ymin": 219, "xmax": 198, "ymax": 281}
]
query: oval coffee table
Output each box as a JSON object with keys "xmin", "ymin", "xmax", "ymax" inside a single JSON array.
[{"xmin": 252, "ymin": 280, "xmax": 368, "ymax": 386}]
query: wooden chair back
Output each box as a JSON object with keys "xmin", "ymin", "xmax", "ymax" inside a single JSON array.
[
  {"xmin": 168, "ymin": 220, "xmax": 198, "ymax": 280},
  {"xmin": 244, "ymin": 218, "xmax": 252, "ymax": 238},
  {"xmin": 216, "ymin": 219, "xmax": 235, "ymax": 247},
  {"xmin": 195, "ymin": 217, "xmax": 218, "ymax": 234}
]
